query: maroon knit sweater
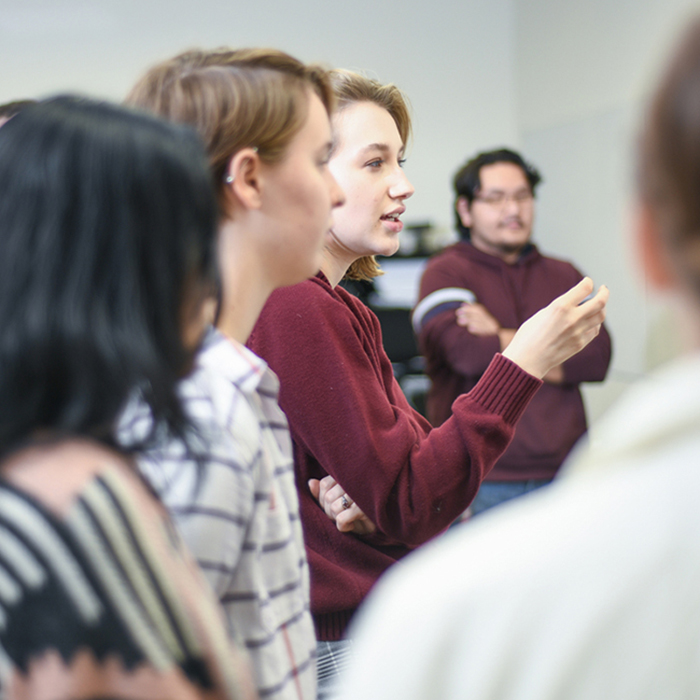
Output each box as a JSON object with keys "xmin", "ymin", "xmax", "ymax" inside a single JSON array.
[
  {"xmin": 248, "ymin": 272, "xmax": 541, "ymax": 640},
  {"xmin": 418, "ymin": 241, "xmax": 612, "ymax": 481}
]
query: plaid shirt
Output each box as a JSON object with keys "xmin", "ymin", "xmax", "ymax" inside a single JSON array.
[{"xmin": 120, "ymin": 328, "xmax": 315, "ymax": 700}]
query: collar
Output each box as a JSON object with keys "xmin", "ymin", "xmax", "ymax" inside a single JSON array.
[
  {"xmin": 198, "ymin": 326, "xmax": 272, "ymax": 395},
  {"xmin": 567, "ymin": 352, "xmax": 700, "ymax": 475},
  {"xmin": 456, "ymin": 240, "xmax": 540, "ymax": 268}
]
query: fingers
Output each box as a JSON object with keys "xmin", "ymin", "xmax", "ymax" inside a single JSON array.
[
  {"xmin": 335, "ymin": 503, "xmax": 376, "ymax": 534},
  {"xmin": 580, "ymin": 284, "xmax": 609, "ymax": 316},
  {"xmin": 308, "ymin": 478, "xmax": 321, "ymax": 501},
  {"xmin": 572, "ymin": 285, "xmax": 609, "ymax": 336},
  {"xmin": 308, "ymin": 476, "xmax": 354, "ymax": 519},
  {"xmin": 456, "ymin": 303, "xmax": 500, "ymax": 335},
  {"xmin": 502, "ymin": 278, "xmax": 608, "ymax": 379},
  {"xmin": 558, "ymin": 276, "xmax": 594, "ymax": 306},
  {"xmin": 308, "ymin": 477, "xmax": 376, "ymax": 535}
]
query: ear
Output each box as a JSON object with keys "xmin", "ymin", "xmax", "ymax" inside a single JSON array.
[
  {"xmin": 636, "ymin": 201, "xmax": 675, "ymax": 290},
  {"xmin": 223, "ymin": 148, "xmax": 263, "ymax": 211},
  {"xmin": 456, "ymin": 196, "xmax": 472, "ymax": 228}
]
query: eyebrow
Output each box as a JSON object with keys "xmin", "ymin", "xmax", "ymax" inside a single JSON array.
[
  {"xmin": 358, "ymin": 143, "xmax": 406, "ymax": 157},
  {"xmin": 480, "ymin": 186, "xmax": 531, "ymax": 194}
]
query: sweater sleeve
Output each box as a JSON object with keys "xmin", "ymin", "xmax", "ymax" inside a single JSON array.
[
  {"xmin": 417, "ymin": 254, "xmax": 502, "ymax": 380},
  {"xmin": 418, "ymin": 253, "xmax": 612, "ymax": 386},
  {"xmin": 249, "ymin": 279, "xmax": 541, "ymax": 546}
]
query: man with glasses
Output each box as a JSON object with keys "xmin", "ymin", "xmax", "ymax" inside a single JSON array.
[{"xmin": 415, "ymin": 148, "xmax": 611, "ymax": 517}]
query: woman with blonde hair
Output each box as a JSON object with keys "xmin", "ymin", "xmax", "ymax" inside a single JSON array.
[
  {"xmin": 0, "ymin": 95, "xmax": 254, "ymax": 700},
  {"xmin": 120, "ymin": 48, "xmax": 343, "ymax": 700},
  {"xmin": 333, "ymin": 20, "xmax": 700, "ymax": 699},
  {"xmin": 247, "ymin": 68, "xmax": 608, "ymax": 695}
]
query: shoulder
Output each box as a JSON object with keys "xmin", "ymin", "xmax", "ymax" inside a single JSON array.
[
  {"xmin": 122, "ymin": 334, "xmax": 266, "ymax": 492},
  {"xmin": 0, "ymin": 439, "xmax": 150, "ymax": 518},
  {"xmin": 532, "ymin": 248, "xmax": 583, "ymax": 277},
  {"xmin": 252, "ymin": 275, "xmax": 371, "ymax": 349},
  {"xmin": 424, "ymin": 242, "xmax": 473, "ymax": 271},
  {"xmin": 422, "ymin": 242, "xmax": 496, "ymax": 283},
  {"xmin": 261, "ymin": 276, "xmax": 336, "ymax": 318},
  {"xmin": 420, "ymin": 243, "xmax": 490, "ymax": 301}
]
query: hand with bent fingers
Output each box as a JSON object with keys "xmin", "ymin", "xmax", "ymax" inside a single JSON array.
[
  {"xmin": 308, "ymin": 475, "xmax": 376, "ymax": 535},
  {"xmin": 502, "ymin": 277, "xmax": 609, "ymax": 380}
]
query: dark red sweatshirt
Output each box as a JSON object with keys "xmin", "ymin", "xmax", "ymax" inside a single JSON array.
[
  {"xmin": 417, "ymin": 241, "xmax": 612, "ymax": 481},
  {"xmin": 248, "ymin": 272, "xmax": 541, "ymax": 640}
]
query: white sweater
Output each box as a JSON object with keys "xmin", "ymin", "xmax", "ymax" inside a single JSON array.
[{"xmin": 334, "ymin": 353, "xmax": 700, "ymax": 700}]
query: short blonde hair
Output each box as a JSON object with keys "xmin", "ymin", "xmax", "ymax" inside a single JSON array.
[
  {"xmin": 329, "ymin": 70, "xmax": 413, "ymax": 281},
  {"xmin": 126, "ymin": 48, "xmax": 334, "ymax": 215}
]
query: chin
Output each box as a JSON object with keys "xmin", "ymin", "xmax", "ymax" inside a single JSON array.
[{"xmin": 377, "ymin": 239, "xmax": 401, "ymax": 258}]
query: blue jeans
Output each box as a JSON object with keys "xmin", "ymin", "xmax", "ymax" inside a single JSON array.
[{"xmin": 469, "ymin": 478, "xmax": 553, "ymax": 518}]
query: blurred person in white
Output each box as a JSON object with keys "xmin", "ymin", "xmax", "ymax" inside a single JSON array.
[{"xmin": 332, "ymin": 17, "xmax": 700, "ymax": 700}]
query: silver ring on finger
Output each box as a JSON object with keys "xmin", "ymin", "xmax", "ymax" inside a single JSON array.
[{"xmin": 341, "ymin": 494, "xmax": 350, "ymax": 510}]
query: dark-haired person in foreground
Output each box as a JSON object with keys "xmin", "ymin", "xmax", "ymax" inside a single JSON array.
[
  {"xmin": 416, "ymin": 148, "xmax": 611, "ymax": 516},
  {"xmin": 334, "ymin": 18, "xmax": 700, "ymax": 700},
  {"xmin": 0, "ymin": 97, "xmax": 254, "ymax": 699}
]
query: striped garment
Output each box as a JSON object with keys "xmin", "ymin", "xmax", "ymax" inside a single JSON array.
[
  {"xmin": 0, "ymin": 440, "xmax": 254, "ymax": 700},
  {"xmin": 120, "ymin": 327, "xmax": 316, "ymax": 700}
]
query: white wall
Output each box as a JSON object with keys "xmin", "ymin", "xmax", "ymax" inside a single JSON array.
[
  {"xmin": 3, "ymin": 0, "xmax": 699, "ymax": 422},
  {"xmin": 513, "ymin": 0, "xmax": 700, "ymax": 421},
  {"xmin": 0, "ymin": 0, "xmax": 518, "ymax": 232}
]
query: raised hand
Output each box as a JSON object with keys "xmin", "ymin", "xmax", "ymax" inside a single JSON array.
[{"xmin": 501, "ymin": 277, "xmax": 609, "ymax": 379}]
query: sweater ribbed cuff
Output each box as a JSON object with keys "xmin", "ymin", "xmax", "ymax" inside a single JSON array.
[
  {"xmin": 468, "ymin": 353, "xmax": 542, "ymax": 425},
  {"xmin": 314, "ymin": 609, "xmax": 356, "ymax": 641}
]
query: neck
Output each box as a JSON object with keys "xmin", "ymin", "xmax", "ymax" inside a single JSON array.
[
  {"xmin": 320, "ymin": 246, "xmax": 354, "ymax": 288},
  {"xmin": 470, "ymin": 238, "xmax": 527, "ymax": 265},
  {"xmin": 215, "ymin": 218, "xmax": 275, "ymax": 344}
]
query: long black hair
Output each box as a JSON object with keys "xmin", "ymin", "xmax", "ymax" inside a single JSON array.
[{"xmin": 0, "ymin": 96, "xmax": 218, "ymax": 457}]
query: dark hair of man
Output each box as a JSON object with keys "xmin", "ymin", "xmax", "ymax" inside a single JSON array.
[
  {"xmin": 452, "ymin": 147, "xmax": 542, "ymax": 239},
  {"xmin": 0, "ymin": 96, "xmax": 218, "ymax": 458},
  {"xmin": 0, "ymin": 99, "xmax": 36, "ymax": 121}
]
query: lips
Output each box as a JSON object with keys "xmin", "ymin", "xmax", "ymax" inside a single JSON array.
[
  {"xmin": 500, "ymin": 218, "xmax": 524, "ymax": 229},
  {"xmin": 380, "ymin": 206, "xmax": 406, "ymax": 222}
]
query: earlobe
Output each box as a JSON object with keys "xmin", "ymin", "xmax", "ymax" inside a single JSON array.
[
  {"xmin": 456, "ymin": 197, "xmax": 472, "ymax": 228},
  {"xmin": 224, "ymin": 148, "xmax": 263, "ymax": 210},
  {"xmin": 637, "ymin": 202, "xmax": 675, "ymax": 290}
]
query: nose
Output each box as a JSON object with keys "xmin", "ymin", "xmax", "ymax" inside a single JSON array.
[
  {"xmin": 502, "ymin": 195, "xmax": 520, "ymax": 215},
  {"xmin": 390, "ymin": 167, "xmax": 414, "ymax": 200},
  {"xmin": 328, "ymin": 169, "xmax": 345, "ymax": 209}
]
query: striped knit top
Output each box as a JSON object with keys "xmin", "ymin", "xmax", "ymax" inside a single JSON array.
[{"xmin": 0, "ymin": 438, "xmax": 255, "ymax": 700}]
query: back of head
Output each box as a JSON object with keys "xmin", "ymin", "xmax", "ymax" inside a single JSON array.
[
  {"xmin": 0, "ymin": 96, "xmax": 217, "ymax": 455},
  {"xmin": 125, "ymin": 47, "xmax": 334, "ymax": 215},
  {"xmin": 453, "ymin": 148, "xmax": 542, "ymax": 239},
  {"xmin": 328, "ymin": 69, "xmax": 412, "ymax": 281},
  {"xmin": 0, "ymin": 99, "xmax": 36, "ymax": 125},
  {"xmin": 639, "ymin": 17, "xmax": 700, "ymax": 298}
]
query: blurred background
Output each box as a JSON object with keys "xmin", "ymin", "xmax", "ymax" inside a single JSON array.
[{"xmin": 3, "ymin": 0, "xmax": 699, "ymax": 423}]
